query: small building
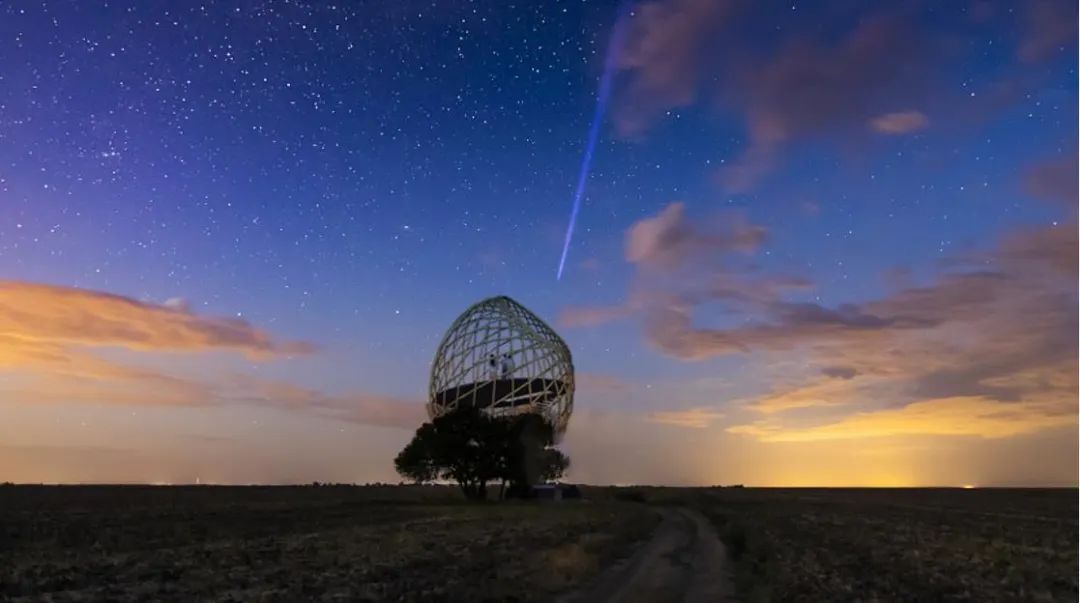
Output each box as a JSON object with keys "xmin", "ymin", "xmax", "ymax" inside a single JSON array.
[{"xmin": 531, "ymin": 483, "xmax": 581, "ymax": 501}]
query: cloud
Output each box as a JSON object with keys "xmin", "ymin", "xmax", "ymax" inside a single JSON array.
[
  {"xmin": 747, "ymin": 378, "xmax": 864, "ymax": 414},
  {"xmin": 0, "ymin": 281, "xmax": 421, "ymax": 432},
  {"xmin": 576, "ymin": 372, "xmax": 632, "ymax": 393},
  {"xmin": 726, "ymin": 223, "xmax": 1075, "ymax": 438},
  {"xmin": 338, "ymin": 395, "xmax": 426, "ymax": 429},
  {"xmin": 559, "ymin": 202, "xmax": 776, "ymax": 330},
  {"xmin": 2, "ymin": 360, "xmax": 424, "ymax": 430},
  {"xmin": 641, "ymin": 298, "xmax": 906, "ymax": 360},
  {"xmin": 626, "ymin": 202, "xmax": 767, "ymax": 269},
  {"xmin": 216, "ymin": 374, "xmax": 426, "ymax": 430},
  {"xmin": 614, "ymin": 1, "xmax": 1070, "ymax": 190},
  {"xmin": 162, "ymin": 297, "xmax": 192, "ymax": 312},
  {"xmin": 563, "ymin": 189, "xmax": 1077, "ymax": 442},
  {"xmin": 1025, "ymin": 154, "xmax": 1078, "ymax": 209},
  {"xmin": 870, "ymin": 110, "xmax": 929, "ymax": 134},
  {"xmin": 617, "ymin": 4, "xmax": 932, "ymax": 189},
  {"xmin": 0, "ymin": 279, "xmax": 322, "ymax": 416},
  {"xmin": 0, "ymin": 280, "xmax": 313, "ymax": 358},
  {"xmin": 1017, "ymin": 0, "xmax": 1078, "ymax": 62},
  {"xmin": 633, "ymin": 212, "xmax": 1075, "ymax": 364},
  {"xmin": 0, "ymin": 372, "xmax": 215, "ymax": 407},
  {"xmin": 559, "ymin": 304, "xmax": 636, "ymax": 328},
  {"xmin": 647, "ymin": 406, "xmax": 724, "ymax": 428},
  {"xmin": 728, "ymin": 396, "xmax": 1075, "ymax": 442},
  {"xmin": 615, "ymin": 0, "xmax": 740, "ymax": 137},
  {"xmin": 720, "ymin": 15, "xmax": 928, "ymax": 191},
  {"xmin": 821, "ymin": 366, "xmax": 858, "ymax": 380}
]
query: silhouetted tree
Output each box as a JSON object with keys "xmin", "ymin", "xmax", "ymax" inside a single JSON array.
[
  {"xmin": 394, "ymin": 409, "xmax": 570, "ymax": 501},
  {"xmin": 394, "ymin": 408, "xmax": 507, "ymax": 500}
]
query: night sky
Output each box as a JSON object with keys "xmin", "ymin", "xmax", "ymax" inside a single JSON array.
[{"xmin": 1, "ymin": 0, "xmax": 1076, "ymax": 486}]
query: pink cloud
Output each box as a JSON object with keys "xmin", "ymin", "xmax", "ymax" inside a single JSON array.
[
  {"xmin": 615, "ymin": 0, "xmax": 740, "ymax": 137},
  {"xmin": 1018, "ymin": 0, "xmax": 1078, "ymax": 62},
  {"xmin": 0, "ymin": 280, "xmax": 313, "ymax": 359},
  {"xmin": 1025, "ymin": 154, "xmax": 1078, "ymax": 209},
  {"xmin": 614, "ymin": 1, "xmax": 1069, "ymax": 191},
  {"xmin": 626, "ymin": 202, "xmax": 766, "ymax": 269},
  {"xmin": 560, "ymin": 197, "xmax": 1078, "ymax": 440},
  {"xmin": 870, "ymin": 111, "xmax": 930, "ymax": 134}
]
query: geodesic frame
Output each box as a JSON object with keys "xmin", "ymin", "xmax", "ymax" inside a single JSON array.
[{"xmin": 428, "ymin": 296, "xmax": 574, "ymax": 436}]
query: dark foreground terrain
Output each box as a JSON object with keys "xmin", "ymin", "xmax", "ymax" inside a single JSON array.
[
  {"xmin": 0, "ymin": 485, "xmax": 657, "ymax": 601},
  {"xmin": 659, "ymin": 487, "xmax": 1078, "ymax": 602},
  {"xmin": 1, "ymin": 485, "xmax": 1076, "ymax": 602}
]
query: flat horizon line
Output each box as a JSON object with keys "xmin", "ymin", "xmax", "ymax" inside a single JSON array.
[{"xmin": 3, "ymin": 482, "xmax": 1077, "ymax": 489}]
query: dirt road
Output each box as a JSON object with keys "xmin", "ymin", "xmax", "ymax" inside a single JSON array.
[{"xmin": 560, "ymin": 507, "xmax": 736, "ymax": 603}]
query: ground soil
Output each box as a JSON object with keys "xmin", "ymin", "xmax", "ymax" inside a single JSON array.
[{"xmin": 560, "ymin": 507, "xmax": 736, "ymax": 603}]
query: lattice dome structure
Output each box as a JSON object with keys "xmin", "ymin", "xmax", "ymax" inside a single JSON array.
[{"xmin": 428, "ymin": 296, "xmax": 574, "ymax": 436}]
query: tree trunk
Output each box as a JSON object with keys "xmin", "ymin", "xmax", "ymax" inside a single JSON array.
[{"xmin": 460, "ymin": 480, "xmax": 474, "ymax": 500}]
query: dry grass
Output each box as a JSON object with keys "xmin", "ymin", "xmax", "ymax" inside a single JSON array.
[
  {"xmin": 0, "ymin": 485, "xmax": 657, "ymax": 602},
  {"xmin": 689, "ymin": 488, "xmax": 1079, "ymax": 602}
]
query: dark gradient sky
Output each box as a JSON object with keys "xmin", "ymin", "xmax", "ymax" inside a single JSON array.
[{"xmin": 1, "ymin": 0, "xmax": 1076, "ymax": 485}]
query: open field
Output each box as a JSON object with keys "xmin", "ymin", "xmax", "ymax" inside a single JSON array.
[
  {"xmin": 1, "ymin": 485, "xmax": 1076, "ymax": 602},
  {"xmin": 681, "ymin": 487, "xmax": 1079, "ymax": 602},
  {"xmin": 0, "ymin": 485, "xmax": 657, "ymax": 602}
]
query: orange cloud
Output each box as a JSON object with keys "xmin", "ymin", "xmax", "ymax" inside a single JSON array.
[
  {"xmin": 0, "ymin": 280, "xmax": 313, "ymax": 358},
  {"xmin": 744, "ymin": 377, "xmax": 864, "ymax": 415},
  {"xmin": 728, "ymin": 396, "xmax": 1075, "ymax": 442},
  {"xmin": 647, "ymin": 406, "xmax": 724, "ymax": 428},
  {"xmin": 1, "ymin": 371, "xmax": 213, "ymax": 407},
  {"xmin": 0, "ymin": 281, "xmax": 425, "ymax": 431},
  {"xmin": 0, "ymin": 280, "xmax": 319, "ymax": 414}
]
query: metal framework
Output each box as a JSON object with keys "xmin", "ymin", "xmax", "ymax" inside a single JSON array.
[{"xmin": 428, "ymin": 296, "xmax": 574, "ymax": 436}]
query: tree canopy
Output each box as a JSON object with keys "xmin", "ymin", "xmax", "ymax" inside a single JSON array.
[{"xmin": 394, "ymin": 408, "xmax": 570, "ymax": 500}]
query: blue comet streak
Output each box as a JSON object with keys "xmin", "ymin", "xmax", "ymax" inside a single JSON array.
[{"xmin": 556, "ymin": 7, "xmax": 630, "ymax": 281}]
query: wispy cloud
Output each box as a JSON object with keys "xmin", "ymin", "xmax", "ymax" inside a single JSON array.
[
  {"xmin": 576, "ymin": 372, "xmax": 632, "ymax": 393},
  {"xmin": 0, "ymin": 280, "xmax": 312, "ymax": 361},
  {"xmin": 1017, "ymin": 0, "xmax": 1078, "ymax": 62},
  {"xmin": 0, "ymin": 280, "xmax": 421, "ymax": 431},
  {"xmin": 219, "ymin": 374, "xmax": 425, "ymax": 430},
  {"xmin": 870, "ymin": 110, "xmax": 929, "ymax": 134},
  {"xmin": 647, "ymin": 406, "xmax": 724, "ymax": 428},
  {"xmin": 614, "ymin": 0, "xmax": 1070, "ymax": 190}
]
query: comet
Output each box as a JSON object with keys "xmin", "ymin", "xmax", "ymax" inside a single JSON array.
[{"xmin": 556, "ymin": 5, "xmax": 630, "ymax": 280}]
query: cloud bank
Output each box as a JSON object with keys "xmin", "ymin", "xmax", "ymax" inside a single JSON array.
[
  {"xmin": 561, "ymin": 154, "xmax": 1077, "ymax": 442},
  {"xmin": 0, "ymin": 281, "xmax": 419, "ymax": 430}
]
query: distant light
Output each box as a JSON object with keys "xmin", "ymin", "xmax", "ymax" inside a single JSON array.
[{"xmin": 962, "ymin": 484, "xmax": 976, "ymax": 489}]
